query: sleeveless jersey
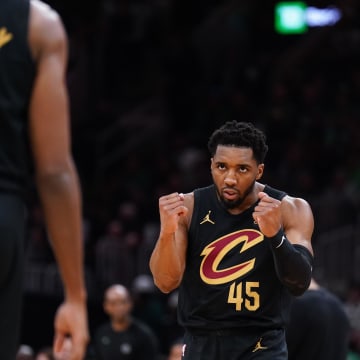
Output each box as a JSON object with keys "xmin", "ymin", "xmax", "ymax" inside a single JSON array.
[
  {"xmin": 0, "ymin": 0, "xmax": 35, "ymax": 197},
  {"xmin": 178, "ymin": 184, "xmax": 292, "ymax": 331}
]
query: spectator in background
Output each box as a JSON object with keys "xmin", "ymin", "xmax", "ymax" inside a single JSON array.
[
  {"xmin": 286, "ymin": 277, "xmax": 350, "ymax": 360},
  {"xmin": 93, "ymin": 284, "xmax": 159, "ymax": 360},
  {"xmin": 16, "ymin": 344, "xmax": 34, "ymax": 360}
]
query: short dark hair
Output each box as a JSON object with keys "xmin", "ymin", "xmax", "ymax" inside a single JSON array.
[{"xmin": 207, "ymin": 121, "xmax": 268, "ymax": 164}]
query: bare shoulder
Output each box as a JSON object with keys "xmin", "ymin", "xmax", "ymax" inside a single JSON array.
[
  {"xmin": 30, "ymin": 0, "xmax": 62, "ymax": 26},
  {"xmin": 281, "ymin": 195, "xmax": 314, "ymax": 229},
  {"xmin": 29, "ymin": 0, "xmax": 67, "ymax": 60},
  {"xmin": 281, "ymin": 195, "xmax": 313, "ymax": 215},
  {"xmin": 182, "ymin": 192, "xmax": 194, "ymax": 207}
]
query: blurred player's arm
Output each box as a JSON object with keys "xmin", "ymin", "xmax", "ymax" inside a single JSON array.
[
  {"xmin": 28, "ymin": 1, "xmax": 88, "ymax": 358},
  {"xmin": 149, "ymin": 192, "xmax": 191, "ymax": 293}
]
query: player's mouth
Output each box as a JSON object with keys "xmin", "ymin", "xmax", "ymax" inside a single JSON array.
[{"xmin": 222, "ymin": 188, "xmax": 239, "ymax": 201}]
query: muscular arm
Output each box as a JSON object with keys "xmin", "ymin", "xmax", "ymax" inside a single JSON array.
[
  {"xmin": 28, "ymin": 0, "xmax": 88, "ymax": 357},
  {"xmin": 254, "ymin": 192, "xmax": 314, "ymax": 296},
  {"xmin": 281, "ymin": 196, "xmax": 314, "ymax": 255},
  {"xmin": 149, "ymin": 192, "xmax": 191, "ymax": 293},
  {"xmin": 272, "ymin": 196, "xmax": 314, "ymax": 295}
]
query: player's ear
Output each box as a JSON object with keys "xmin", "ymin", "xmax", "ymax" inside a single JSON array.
[{"xmin": 256, "ymin": 164, "xmax": 264, "ymax": 180}]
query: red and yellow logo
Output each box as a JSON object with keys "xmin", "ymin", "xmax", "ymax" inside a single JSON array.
[{"xmin": 200, "ymin": 229, "xmax": 263, "ymax": 285}]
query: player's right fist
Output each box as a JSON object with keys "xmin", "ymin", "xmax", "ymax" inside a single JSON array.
[{"xmin": 159, "ymin": 192, "xmax": 188, "ymax": 234}]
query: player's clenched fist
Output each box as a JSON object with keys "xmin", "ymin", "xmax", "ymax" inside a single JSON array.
[
  {"xmin": 253, "ymin": 191, "xmax": 282, "ymax": 237},
  {"xmin": 159, "ymin": 192, "xmax": 188, "ymax": 235}
]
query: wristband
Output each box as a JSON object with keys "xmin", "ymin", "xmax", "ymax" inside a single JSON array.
[
  {"xmin": 267, "ymin": 228, "xmax": 314, "ymax": 296},
  {"xmin": 269, "ymin": 228, "xmax": 286, "ymax": 249}
]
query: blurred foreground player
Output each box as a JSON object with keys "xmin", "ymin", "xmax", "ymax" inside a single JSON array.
[
  {"xmin": 0, "ymin": 0, "xmax": 89, "ymax": 359},
  {"xmin": 150, "ymin": 121, "xmax": 314, "ymax": 359},
  {"xmin": 286, "ymin": 277, "xmax": 350, "ymax": 360}
]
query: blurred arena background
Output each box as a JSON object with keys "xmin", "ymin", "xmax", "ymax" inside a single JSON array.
[{"xmin": 20, "ymin": 0, "xmax": 360, "ymax": 357}]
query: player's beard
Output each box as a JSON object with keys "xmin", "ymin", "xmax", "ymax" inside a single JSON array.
[{"xmin": 217, "ymin": 180, "xmax": 256, "ymax": 210}]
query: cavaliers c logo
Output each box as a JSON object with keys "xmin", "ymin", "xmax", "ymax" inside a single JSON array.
[{"xmin": 200, "ymin": 229, "xmax": 264, "ymax": 285}]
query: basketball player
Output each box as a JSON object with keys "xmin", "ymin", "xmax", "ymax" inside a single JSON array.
[
  {"xmin": 150, "ymin": 121, "xmax": 314, "ymax": 359},
  {"xmin": 0, "ymin": 0, "xmax": 89, "ymax": 359}
]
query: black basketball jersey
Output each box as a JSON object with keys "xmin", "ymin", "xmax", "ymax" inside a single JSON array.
[
  {"xmin": 178, "ymin": 184, "xmax": 292, "ymax": 331},
  {"xmin": 0, "ymin": 0, "xmax": 35, "ymax": 197}
]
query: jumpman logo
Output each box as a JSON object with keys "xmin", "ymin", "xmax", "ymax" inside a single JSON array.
[
  {"xmin": 252, "ymin": 338, "xmax": 268, "ymax": 352},
  {"xmin": 200, "ymin": 210, "xmax": 215, "ymax": 225},
  {"xmin": 0, "ymin": 27, "xmax": 13, "ymax": 48}
]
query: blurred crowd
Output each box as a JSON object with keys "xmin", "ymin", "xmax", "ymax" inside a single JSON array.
[{"xmin": 19, "ymin": 0, "xmax": 360, "ymax": 358}]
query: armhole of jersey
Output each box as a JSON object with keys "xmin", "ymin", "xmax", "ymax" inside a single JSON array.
[
  {"xmin": 188, "ymin": 189, "xmax": 200, "ymax": 238},
  {"xmin": 263, "ymin": 185, "xmax": 287, "ymax": 201},
  {"xmin": 25, "ymin": 0, "xmax": 32, "ymax": 58},
  {"xmin": 21, "ymin": 0, "xmax": 34, "ymax": 63}
]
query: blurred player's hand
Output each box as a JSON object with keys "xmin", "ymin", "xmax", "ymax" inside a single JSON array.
[{"xmin": 53, "ymin": 300, "xmax": 89, "ymax": 360}]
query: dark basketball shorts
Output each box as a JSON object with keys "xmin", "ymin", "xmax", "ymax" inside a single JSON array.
[
  {"xmin": 182, "ymin": 328, "xmax": 287, "ymax": 360},
  {"xmin": 0, "ymin": 193, "xmax": 26, "ymax": 360}
]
